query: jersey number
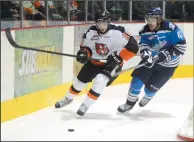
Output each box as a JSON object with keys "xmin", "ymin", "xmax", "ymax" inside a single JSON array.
[{"xmin": 177, "ymin": 31, "xmax": 184, "ymax": 39}]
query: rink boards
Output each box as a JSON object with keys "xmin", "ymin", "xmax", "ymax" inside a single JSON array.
[{"xmin": 1, "ymin": 23, "xmax": 193, "ymax": 122}]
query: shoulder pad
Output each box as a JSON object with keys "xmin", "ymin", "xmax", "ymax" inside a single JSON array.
[
  {"xmin": 162, "ymin": 21, "xmax": 178, "ymax": 31},
  {"xmin": 109, "ymin": 24, "xmax": 125, "ymax": 33},
  {"xmin": 82, "ymin": 25, "xmax": 98, "ymax": 38},
  {"xmin": 88, "ymin": 25, "xmax": 98, "ymax": 31},
  {"xmin": 139, "ymin": 24, "xmax": 150, "ymax": 35},
  {"xmin": 115, "ymin": 25, "xmax": 125, "ymax": 33}
]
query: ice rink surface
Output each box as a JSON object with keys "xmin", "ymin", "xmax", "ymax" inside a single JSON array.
[{"xmin": 1, "ymin": 78, "xmax": 193, "ymax": 141}]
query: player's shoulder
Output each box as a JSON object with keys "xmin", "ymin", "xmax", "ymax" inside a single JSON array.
[
  {"xmin": 109, "ymin": 24, "xmax": 126, "ymax": 33},
  {"xmin": 83, "ymin": 25, "xmax": 98, "ymax": 38},
  {"xmin": 86, "ymin": 25, "xmax": 98, "ymax": 34},
  {"xmin": 88, "ymin": 25, "xmax": 98, "ymax": 31},
  {"xmin": 109, "ymin": 24, "xmax": 132, "ymax": 38},
  {"xmin": 160, "ymin": 20, "xmax": 179, "ymax": 31},
  {"xmin": 139, "ymin": 24, "xmax": 150, "ymax": 35},
  {"xmin": 109, "ymin": 24, "xmax": 132, "ymax": 40}
]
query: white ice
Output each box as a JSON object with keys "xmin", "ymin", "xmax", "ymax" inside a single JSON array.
[{"xmin": 1, "ymin": 78, "xmax": 193, "ymax": 141}]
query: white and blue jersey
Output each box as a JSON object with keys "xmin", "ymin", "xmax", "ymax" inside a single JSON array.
[{"xmin": 139, "ymin": 21, "xmax": 187, "ymax": 67}]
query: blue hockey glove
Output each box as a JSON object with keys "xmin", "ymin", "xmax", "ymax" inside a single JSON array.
[{"xmin": 140, "ymin": 48, "xmax": 154, "ymax": 68}]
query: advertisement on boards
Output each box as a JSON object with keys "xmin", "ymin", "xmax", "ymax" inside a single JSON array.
[{"xmin": 14, "ymin": 28, "xmax": 63, "ymax": 97}]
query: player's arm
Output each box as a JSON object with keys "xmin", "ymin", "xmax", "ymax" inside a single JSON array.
[
  {"xmin": 119, "ymin": 32, "xmax": 139, "ymax": 61},
  {"xmin": 169, "ymin": 27, "xmax": 187, "ymax": 56},
  {"xmin": 105, "ymin": 30, "xmax": 139, "ymax": 72},
  {"xmin": 106, "ymin": 26, "xmax": 139, "ymax": 67},
  {"xmin": 156, "ymin": 25, "xmax": 187, "ymax": 63},
  {"xmin": 139, "ymin": 37, "xmax": 151, "ymax": 51},
  {"xmin": 138, "ymin": 26, "xmax": 151, "ymax": 52},
  {"xmin": 102, "ymin": 26, "xmax": 139, "ymax": 78},
  {"xmin": 138, "ymin": 30, "xmax": 154, "ymax": 68},
  {"xmin": 76, "ymin": 26, "xmax": 94, "ymax": 64}
]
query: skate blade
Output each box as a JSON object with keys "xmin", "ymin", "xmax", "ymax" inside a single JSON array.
[{"xmin": 116, "ymin": 108, "xmax": 132, "ymax": 115}]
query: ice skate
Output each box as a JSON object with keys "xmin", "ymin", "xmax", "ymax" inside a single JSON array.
[
  {"xmin": 55, "ymin": 97, "xmax": 73, "ymax": 108},
  {"xmin": 139, "ymin": 96, "xmax": 151, "ymax": 107},
  {"xmin": 77, "ymin": 103, "xmax": 89, "ymax": 116},
  {"xmin": 117, "ymin": 97, "xmax": 139, "ymax": 113}
]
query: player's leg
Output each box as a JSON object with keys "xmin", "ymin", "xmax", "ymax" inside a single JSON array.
[
  {"xmin": 117, "ymin": 77, "xmax": 143, "ymax": 112},
  {"xmin": 139, "ymin": 65, "xmax": 177, "ymax": 107},
  {"xmin": 77, "ymin": 73, "xmax": 110, "ymax": 116},
  {"xmin": 55, "ymin": 61, "xmax": 101, "ymax": 108},
  {"xmin": 77, "ymin": 54, "xmax": 125, "ymax": 116},
  {"xmin": 117, "ymin": 65, "xmax": 156, "ymax": 113}
]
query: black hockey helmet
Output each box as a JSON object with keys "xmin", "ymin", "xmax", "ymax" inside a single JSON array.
[{"xmin": 95, "ymin": 9, "xmax": 111, "ymax": 23}]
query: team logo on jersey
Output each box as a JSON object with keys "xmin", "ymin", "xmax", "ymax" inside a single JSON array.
[
  {"xmin": 95, "ymin": 43, "xmax": 109, "ymax": 56},
  {"xmin": 148, "ymin": 35, "xmax": 157, "ymax": 40},
  {"xmin": 91, "ymin": 35, "xmax": 99, "ymax": 40},
  {"xmin": 148, "ymin": 35, "xmax": 167, "ymax": 51}
]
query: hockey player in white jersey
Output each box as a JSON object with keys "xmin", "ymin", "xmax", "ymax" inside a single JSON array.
[
  {"xmin": 118, "ymin": 7, "xmax": 187, "ymax": 113},
  {"xmin": 55, "ymin": 10, "xmax": 139, "ymax": 116}
]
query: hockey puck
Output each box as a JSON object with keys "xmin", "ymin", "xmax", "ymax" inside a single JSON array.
[{"xmin": 68, "ymin": 129, "xmax": 74, "ymax": 132}]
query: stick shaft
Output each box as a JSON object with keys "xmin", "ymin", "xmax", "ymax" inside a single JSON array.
[
  {"xmin": 5, "ymin": 28, "xmax": 107, "ymax": 62},
  {"xmin": 113, "ymin": 57, "xmax": 159, "ymax": 77}
]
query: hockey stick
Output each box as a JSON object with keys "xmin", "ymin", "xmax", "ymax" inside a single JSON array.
[
  {"xmin": 5, "ymin": 28, "xmax": 107, "ymax": 62},
  {"xmin": 112, "ymin": 63, "xmax": 145, "ymax": 77},
  {"xmin": 113, "ymin": 57, "xmax": 159, "ymax": 77}
]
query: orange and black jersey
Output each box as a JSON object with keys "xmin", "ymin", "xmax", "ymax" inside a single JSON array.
[{"xmin": 80, "ymin": 24, "xmax": 139, "ymax": 65}]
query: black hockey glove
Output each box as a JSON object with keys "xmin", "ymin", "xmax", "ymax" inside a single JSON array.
[
  {"xmin": 140, "ymin": 48, "xmax": 154, "ymax": 68},
  {"xmin": 76, "ymin": 48, "xmax": 90, "ymax": 64},
  {"xmin": 106, "ymin": 65, "xmax": 123, "ymax": 86},
  {"xmin": 155, "ymin": 49, "xmax": 172, "ymax": 63},
  {"xmin": 103, "ymin": 51, "xmax": 123, "ymax": 78}
]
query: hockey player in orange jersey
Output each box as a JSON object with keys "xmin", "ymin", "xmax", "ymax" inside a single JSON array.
[{"xmin": 55, "ymin": 9, "xmax": 139, "ymax": 116}]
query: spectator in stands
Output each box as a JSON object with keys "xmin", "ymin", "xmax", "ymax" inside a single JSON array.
[
  {"xmin": 23, "ymin": 1, "xmax": 45, "ymax": 20},
  {"xmin": 87, "ymin": 1, "xmax": 104, "ymax": 21},
  {"xmin": 69, "ymin": 0, "xmax": 79, "ymax": 20},
  {"xmin": 107, "ymin": 1, "xmax": 123, "ymax": 21},
  {"xmin": 34, "ymin": 1, "xmax": 64, "ymax": 21},
  {"xmin": 186, "ymin": 1, "xmax": 194, "ymax": 21},
  {"xmin": 76, "ymin": 1, "xmax": 86, "ymax": 21},
  {"xmin": 132, "ymin": 1, "xmax": 162, "ymax": 21},
  {"xmin": 132, "ymin": 2, "xmax": 146, "ymax": 20},
  {"xmin": 1, "ymin": 1, "xmax": 21, "ymax": 29},
  {"xmin": 1, "ymin": 1, "xmax": 20, "ymax": 20},
  {"xmin": 23, "ymin": 1, "xmax": 64, "ymax": 22},
  {"xmin": 55, "ymin": 1, "xmax": 68, "ymax": 20},
  {"xmin": 120, "ymin": 1, "xmax": 129, "ymax": 21}
]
